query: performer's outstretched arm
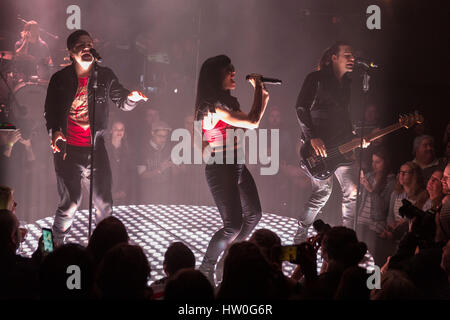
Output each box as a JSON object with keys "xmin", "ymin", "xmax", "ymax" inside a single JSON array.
[{"xmin": 108, "ymin": 68, "xmax": 147, "ymax": 111}]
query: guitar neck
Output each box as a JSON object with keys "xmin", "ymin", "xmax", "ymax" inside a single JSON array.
[{"xmin": 339, "ymin": 123, "xmax": 403, "ymax": 154}]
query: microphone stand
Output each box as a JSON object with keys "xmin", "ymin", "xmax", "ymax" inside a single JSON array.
[
  {"xmin": 88, "ymin": 61, "xmax": 98, "ymax": 238},
  {"xmin": 353, "ymin": 69, "xmax": 370, "ymax": 231}
]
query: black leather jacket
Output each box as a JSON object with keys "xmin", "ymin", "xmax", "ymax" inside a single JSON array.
[
  {"xmin": 44, "ymin": 63, "xmax": 136, "ymax": 145},
  {"xmin": 295, "ymin": 68, "xmax": 353, "ymax": 145}
]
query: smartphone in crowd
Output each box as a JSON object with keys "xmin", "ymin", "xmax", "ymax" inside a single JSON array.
[
  {"xmin": 279, "ymin": 245, "xmax": 300, "ymax": 263},
  {"xmin": 42, "ymin": 228, "xmax": 54, "ymax": 254},
  {"xmin": 273, "ymin": 242, "xmax": 318, "ymax": 265},
  {"xmin": 271, "ymin": 245, "xmax": 303, "ymax": 264}
]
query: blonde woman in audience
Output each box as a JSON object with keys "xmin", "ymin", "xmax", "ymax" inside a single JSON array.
[{"xmin": 381, "ymin": 162, "xmax": 428, "ymax": 240}]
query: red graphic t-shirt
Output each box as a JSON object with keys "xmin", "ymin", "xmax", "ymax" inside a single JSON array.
[{"xmin": 67, "ymin": 77, "xmax": 91, "ymax": 146}]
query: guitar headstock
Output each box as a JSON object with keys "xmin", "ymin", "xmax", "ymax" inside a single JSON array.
[{"xmin": 399, "ymin": 112, "xmax": 424, "ymax": 128}]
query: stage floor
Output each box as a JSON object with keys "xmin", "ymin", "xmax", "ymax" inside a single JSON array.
[{"xmin": 19, "ymin": 204, "xmax": 375, "ymax": 281}]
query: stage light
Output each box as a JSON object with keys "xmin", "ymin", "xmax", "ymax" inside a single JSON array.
[{"xmin": 19, "ymin": 204, "xmax": 375, "ymax": 279}]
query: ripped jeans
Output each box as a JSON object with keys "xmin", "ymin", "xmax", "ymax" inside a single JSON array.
[
  {"xmin": 52, "ymin": 143, "xmax": 113, "ymax": 243},
  {"xmin": 299, "ymin": 165, "xmax": 357, "ymax": 228}
]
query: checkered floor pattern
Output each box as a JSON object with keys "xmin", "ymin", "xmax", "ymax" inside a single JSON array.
[{"xmin": 19, "ymin": 204, "xmax": 375, "ymax": 281}]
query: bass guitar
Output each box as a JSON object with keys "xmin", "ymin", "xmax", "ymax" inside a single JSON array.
[{"xmin": 299, "ymin": 113, "xmax": 423, "ymax": 180}]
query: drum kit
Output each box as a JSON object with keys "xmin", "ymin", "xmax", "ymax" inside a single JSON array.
[
  {"xmin": 0, "ymin": 46, "xmax": 71, "ymax": 135},
  {"xmin": 0, "ymin": 50, "xmax": 46, "ymax": 135}
]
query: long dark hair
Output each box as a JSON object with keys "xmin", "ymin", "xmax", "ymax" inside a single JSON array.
[
  {"xmin": 318, "ymin": 41, "xmax": 350, "ymax": 71},
  {"xmin": 371, "ymin": 147, "xmax": 392, "ymax": 194},
  {"xmin": 194, "ymin": 55, "xmax": 233, "ymax": 121}
]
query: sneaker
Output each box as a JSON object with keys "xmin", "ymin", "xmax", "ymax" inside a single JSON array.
[{"xmin": 293, "ymin": 222, "xmax": 310, "ymax": 244}]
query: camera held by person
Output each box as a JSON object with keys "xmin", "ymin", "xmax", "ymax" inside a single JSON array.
[
  {"xmin": 272, "ymin": 219, "xmax": 331, "ymax": 266},
  {"xmin": 388, "ymin": 199, "xmax": 439, "ymax": 269},
  {"xmin": 399, "ymin": 199, "xmax": 437, "ymax": 247}
]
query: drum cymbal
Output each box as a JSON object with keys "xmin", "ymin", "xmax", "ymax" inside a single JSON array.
[{"xmin": 0, "ymin": 51, "xmax": 13, "ymax": 60}]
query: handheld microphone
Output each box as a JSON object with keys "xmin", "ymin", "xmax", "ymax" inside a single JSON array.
[
  {"xmin": 89, "ymin": 48, "xmax": 102, "ymax": 62},
  {"xmin": 245, "ymin": 74, "xmax": 282, "ymax": 85},
  {"xmin": 355, "ymin": 57, "xmax": 378, "ymax": 69}
]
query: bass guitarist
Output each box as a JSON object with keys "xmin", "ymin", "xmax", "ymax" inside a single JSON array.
[{"xmin": 294, "ymin": 41, "xmax": 369, "ymax": 243}]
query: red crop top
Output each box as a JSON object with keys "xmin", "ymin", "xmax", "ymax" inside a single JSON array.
[{"xmin": 202, "ymin": 120, "xmax": 232, "ymax": 144}]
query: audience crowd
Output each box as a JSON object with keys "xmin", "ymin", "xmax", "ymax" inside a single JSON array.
[{"xmin": 1, "ymin": 151, "xmax": 449, "ymax": 300}]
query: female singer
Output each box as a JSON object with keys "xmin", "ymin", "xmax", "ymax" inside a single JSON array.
[{"xmin": 194, "ymin": 55, "xmax": 269, "ymax": 285}]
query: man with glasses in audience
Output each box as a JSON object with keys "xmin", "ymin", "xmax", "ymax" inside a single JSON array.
[{"xmin": 136, "ymin": 120, "xmax": 176, "ymax": 204}]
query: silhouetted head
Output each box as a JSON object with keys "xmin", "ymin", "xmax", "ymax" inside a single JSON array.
[
  {"xmin": 40, "ymin": 243, "xmax": 94, "ymax": 300},
  {"xmin": 249, "ymin": 229, "xmax": 282, "ymax": 269},
  {"xmin": 0, "ymin": 209, "xmax": 19, "ymax": 256},
  {"xmin": 371, "ymin": 270, "xmax": 419, "ymax": 300},
  {"xmin": 164, "ymin": 269, "xmax": 214, "ymax": 301},
  {"xmin": 97, "ymin": 243, "xmax": 151, "ymax": 299},
  {"xmin": 218, "ymin": 241, "xmax": 283, "ymax": 300},
  {"xmin": 334, "ymin": 266, "xmax": 370, "ymax": 300},
  {"xmin": 163, "ymin": 242, "xmax": 195, "ymax": 277},
  {"xmin": 321, "ymin": 227, "xmax": 367, "ymax": 268},
  {"xmin": 87, "ymin": 216, "xmax": 129, "ymax": 269}
]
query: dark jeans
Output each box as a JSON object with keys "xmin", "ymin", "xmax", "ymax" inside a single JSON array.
[
  {"xmin": 203, "ymin": 163, "xmax": 262, "ymax": 265},
  {"xmin": 52, "ymin": 143, "xmax": 113, "ymax": 242}
]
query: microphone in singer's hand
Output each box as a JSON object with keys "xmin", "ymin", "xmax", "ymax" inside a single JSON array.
[
  {"xmin": 89, "ymin": 48, "xmax": 102, "ymax": 62},
  {"xmin": 245, "ymin": 74, "xmax": 282, "ymax": 85}
]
